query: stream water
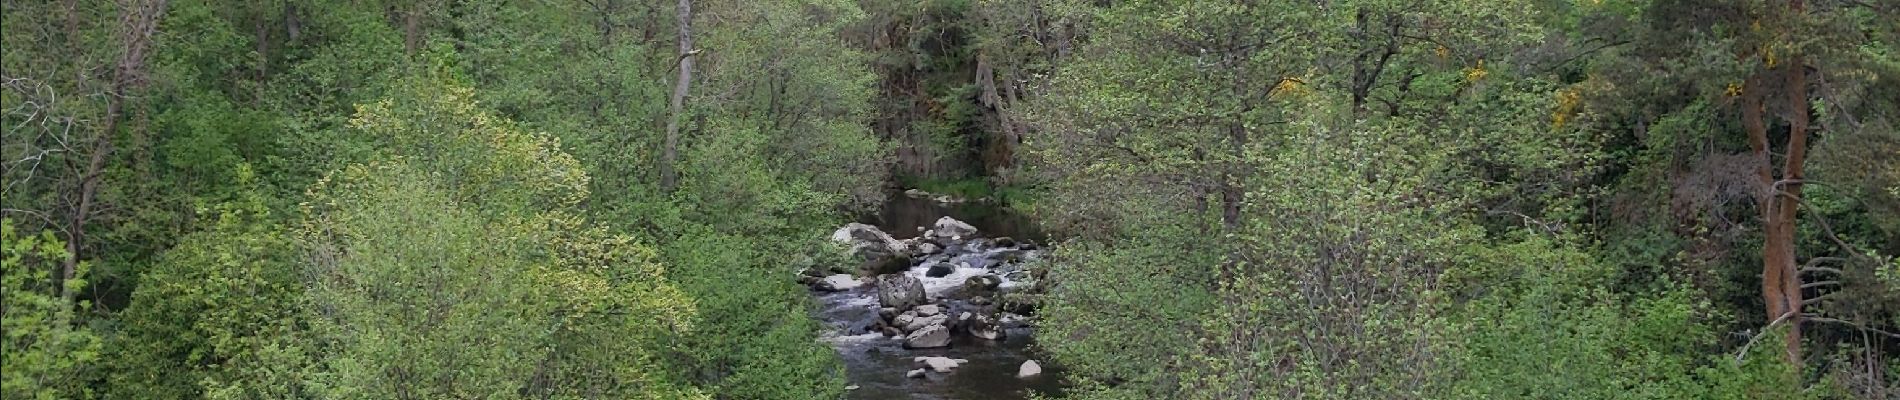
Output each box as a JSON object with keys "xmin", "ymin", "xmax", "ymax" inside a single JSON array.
[
  {"xmin": 866, "ymin": 194, "xmax": 1045, "ymax": 243},
  {"xmin": 814, "ymin": 193, "xmax": 1065, "ymax": 399}
]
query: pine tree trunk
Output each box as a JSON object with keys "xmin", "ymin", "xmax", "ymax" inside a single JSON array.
[
  {"xmin": 1774, "ymin": 51, "xmax": 1810, "ymax": 367},
  {"xmin": 1742, "ymin": 7, "xmax": 1811, "ymax": 367}
]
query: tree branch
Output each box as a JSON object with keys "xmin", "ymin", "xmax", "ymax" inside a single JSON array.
[
  {"xmin": 1734, "ymin": 310, "xmax": 1800, "ymax": 364},
  {"xmin": 1783, "ymin": 192, "xmax": 1878, "ymax": 262},
  {"xmin": 1805, "ymin": 315, "xmax": 1900, "ymax": 339}
]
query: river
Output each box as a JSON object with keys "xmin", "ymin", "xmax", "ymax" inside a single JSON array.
[{"xmin": 813, "ymin": 192, "xmax": 1065, "ymax": 399}]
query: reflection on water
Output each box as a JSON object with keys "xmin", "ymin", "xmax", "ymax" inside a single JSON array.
[{"xmin": 863, "ymin": 194, "xmax": 1045, "ymax": 244}]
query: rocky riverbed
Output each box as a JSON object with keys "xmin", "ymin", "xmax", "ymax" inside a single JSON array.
[{"xmin": 801, "ymin": 217, "xmax": 1063, "ymax": 399}]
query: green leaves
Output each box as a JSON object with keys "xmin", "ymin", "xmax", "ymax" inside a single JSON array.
[
  {"xmin": 300, "ymin": 79, "xmax": 702, "ymax": 399},
  {"xmin": 1, "ymin": 221, "xmax": 102, "ymax": 400},
  {"xmin": 107, "ymin": 181, "xmax": 312, "ymax": 399},
  {"xmin": 1019, "ymin": 0, "xmax": 1862, "ymax": 398}
]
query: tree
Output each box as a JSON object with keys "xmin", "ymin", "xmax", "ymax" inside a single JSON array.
[
  {"xmin": 299, "ymin": 77, "xmax": 701, "ymax": 398},
  {"xmin": 661, "ymin": 0, "xmax": 696, "ymax": 192},
  {"xmin": 106, "ymin": 166, "xmax": 312, "ymax": 399},
  {"xmin": 1576, "ymin": 0, "xmax": 1899, "ymax": 376},
  {"xmin": 62, "ymin": 0, "xmax": 170, "ymax": 303},
  {"xmin": 1, "ymin": 220, "xmax": 101, "ymax": 400}
]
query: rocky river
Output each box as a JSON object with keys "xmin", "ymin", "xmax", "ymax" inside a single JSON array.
[{"xmin": 801, "ymin": 194, "xmax": 1065, "ymax": 399}]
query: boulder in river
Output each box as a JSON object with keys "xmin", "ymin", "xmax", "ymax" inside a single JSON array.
[
  {"xmin": 965, "ymin": 311, "xmax": 1005, "ymax": 340},
  {"xmin": 958, "ymin": 254, "xmax": 1000, "ymax": 270},
  {"xmin": 904, "ymin": 324, "xmax": 952, "ymax": 348},
  {"xmin": 914, "ymin": 304, "xmax": 941, "ymax": 317},
  {"xmin": 815, "ymin": 274, "xmax": 861, "ymax": 292},
  {"xmin": 834, "ymin": 223, "xmax": 913, "ymax": 275},
  {"xmin": 906, "ymin": 368, "xmax": 927, "ymax": 379},
  {"xmin": 914, "ymin": 356, "xmax": 969, "ymax": 372},
  {"xmin": 931, "ymin": 216, "xmax": 979, "ymax": 239},
  {"xmin": 902, "ymin": 314, "xmax": 948, "ymax": 333},
  {"xmin": 877, "ymin": 274, "xmax": 926, "ymax": 310},
  {"xmin": 859, "ymin": 247, "xmax": 913, "ymax": 276},
  {"xmin": 832, "ymin": 223, "xmax": 904, "ymax": 250},
  {"xmin": 1018, "ymin": 360, "xmax": 1042, "ymax": 378},
  {"xmin": 964, "ymin": 274, "xmax": 1002, "ymax": 293},
  {"xmin": 1000, "ymin": 298, "xmax": 1036, "ymax": 316},
  {"xmin": 924, "ymin": 261, "xmax": 955, "ymax": 278}
]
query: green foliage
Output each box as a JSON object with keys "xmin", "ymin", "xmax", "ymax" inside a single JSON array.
[
  {"xmin": 4, "ymin": 0, "xmax": 1893, "ymax": 398},
  {"xmin": 1444, "ymin": 236, "xmax": 1802, "ymax": 400},
  {"xmin": 659, "ymin": 232, "xmax": 847, "ymax": 400},
  {"xmin": 693, "ymin": 0, "xmax": 888, "ymax": 210},
  {"xmin": 1037, "ymin": 229, "xmax": 1219, "ymax": 399},
  {"xmin": 299, "ymin": 79, "xmax": 701, "ymax": 399},
  {"xmin": 107, "ymin": 167, "xmax": 314, "ymax": 399},
  {"xmin": 1021, "ymin": 0, "xmax": 1898, "ymax": 398},
  {"xmin": 1, "ymin": 220, "xmax": 102, "ymax": 400}
]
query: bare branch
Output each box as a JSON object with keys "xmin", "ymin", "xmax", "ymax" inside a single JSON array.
[
  {"xmin": 1734, "ymin": 310, "xmax": 1800, "ymax": 364},
  {"xmin": 1802, "ymin": 294, "xmax": 1835, "ymax": 306},
  {"xmin": 1802, "ymin": 257, "xmax": 1846, "ymax": 270},
  {"xmin": 1805, "ymin": 315, "xmax": 1900, "ymax": 339},
  {"xmin": 1783, "ymin": 192, "xmax": 1879, "ymax": 262}
]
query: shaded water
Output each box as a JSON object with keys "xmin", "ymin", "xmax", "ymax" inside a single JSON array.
[{"xmin": 865, "ymin": 194, "xmax": 1045, "ymax": 243}]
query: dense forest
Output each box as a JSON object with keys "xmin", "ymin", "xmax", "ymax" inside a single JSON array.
[{"xmin": 2, "ymin": 0, "xmax": 1896, "ymax": 399}]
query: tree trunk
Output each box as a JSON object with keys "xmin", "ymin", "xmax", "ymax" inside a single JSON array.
[
  {"xmin": 1217, "ymin": 120, "xmax": 1247, "ymax": 283},
  {"xmin": 660, "ymin": 0, "xmax": 694, "ymax": 192},
  {"xmin": 65, "ymin": 0, "xmax": 170, "ymax": 303},
  {"xmin": 974, "ymin": 53, "xmax": 1019, "ymax": 175},
  {"xmin": 404, "ymin": 3, "xmax": 422, "ymax": 55},
  {"xmin": 1773, "ymin": 52, "xmax": 1810, "ymax": 367},
  {"xmin": 1742, "ymin": 1, "xmax": 1811, "ymax": 368}
]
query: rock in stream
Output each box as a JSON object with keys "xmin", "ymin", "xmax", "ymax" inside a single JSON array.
[{"xmin": 809, "ymin": 216, "xmax": 1063, "ymax": 399}]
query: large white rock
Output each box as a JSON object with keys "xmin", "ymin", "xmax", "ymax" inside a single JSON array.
[
  {"xmin": 1018, "ymin": 360, "xmax": 1042, "ymax": 378},
  {"xmin": 931, "ymin": 217, "xmax": 979, "ymax": 239},
  {"xmin": 913, "ymin": 304, "xmax": 941, "ymax": 317},
  {"xmin": 902, "ymin": 314, "xmax": 948, "ymax": 333},
  {"xmin": 914, "ymin": 356, "xmax": 970, "ymax": 372},
  {"xmin": 904, "ymin": 324, "xmax": 952, "ymax": 348},
  {"xmin": 877, "ymin": 274, "xmax": 926, "ymax": 310},
  {"xmin": 817, "ymin": 274, "xmax": 861, "ymax": 291},
  {"xmin": 833, "ymin": 223, "xmax": 912, "ymax": 275},
  {"xmin": 832, "ymin": 223, "xmax": 902, "ymax": 249}
]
